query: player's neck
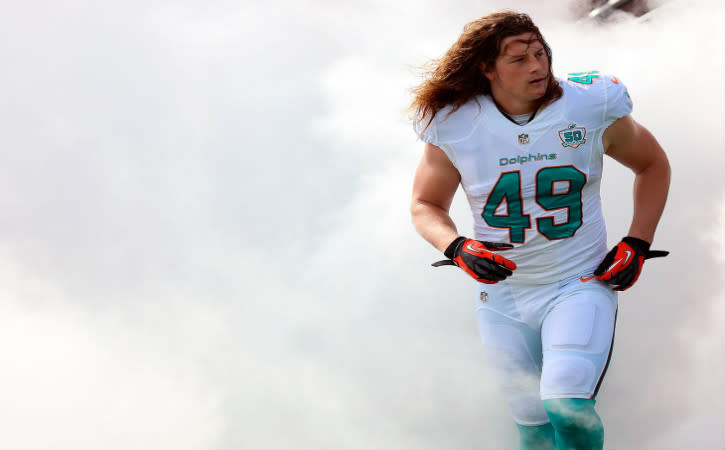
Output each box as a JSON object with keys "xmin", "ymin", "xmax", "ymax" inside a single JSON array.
[
  {"xmin": 491, "ymin": 94, "xmax": 539, "ymax": 116},
  {"xmin": 491, "ymin": 95, "xmax": 542, "ymax": 125}
]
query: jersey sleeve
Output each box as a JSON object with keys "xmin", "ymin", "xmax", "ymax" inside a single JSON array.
[
  {"xmin": 603, "ymin": 74, "xmax": 633, "ymax": 126},
  {"xmin": 412, "ymin": 114, "xmax": 439, "ymax": 145},
  {"xmin": 412, "ymin": 113, "xmax": 458, "ymax": 167}
]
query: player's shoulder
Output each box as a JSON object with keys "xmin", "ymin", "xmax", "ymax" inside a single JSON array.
[
  {"xmin": 414, "ymin": 96, "xmax": 489, "ymax": 146},
  {"xmin": 560, "ymin": 70, "xmax": 633, "ymax": 123}
]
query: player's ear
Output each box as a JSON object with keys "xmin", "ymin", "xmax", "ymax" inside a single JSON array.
[{"xmin": 480, "ymin": 62, "xmax": 495, "ymax": 82}]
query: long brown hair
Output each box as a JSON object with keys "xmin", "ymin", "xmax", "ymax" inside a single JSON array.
[{"xmin": 410, "ymin": 11, "xmax": 562, "ymax": 129}]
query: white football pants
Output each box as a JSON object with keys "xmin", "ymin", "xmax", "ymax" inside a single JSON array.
[{"xmin": 475, "ymin": 274, "xmax": 617, "ymax": 426}]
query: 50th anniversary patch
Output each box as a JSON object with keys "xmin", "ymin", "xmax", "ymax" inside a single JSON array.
[{"xmin": 559, "ymin": 123, "xmax": 587, "ymax": 149}]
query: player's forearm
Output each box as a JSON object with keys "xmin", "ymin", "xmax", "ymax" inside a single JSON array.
[
  {"xmin": 627, "ymin": 155, "xmax": 671, "ymax": 243},
  {"xmin": 411, "ymin": 200, "xmax": 460, "ymax": 253}
]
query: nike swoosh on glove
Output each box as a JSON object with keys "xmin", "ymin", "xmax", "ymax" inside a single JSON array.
[
  {"xmin": 432, "ymin": 236, "xmax": 517, "ymax": 284},
  {"xmin": 582, "ymin": 236, "xmax": 669, "ymax": 291}
]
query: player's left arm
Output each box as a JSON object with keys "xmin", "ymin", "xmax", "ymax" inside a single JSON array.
[
  {"xmin": 603, "ymin": 114, "xmax": 670, "ymax": 242},
  {"xmin": 591, "ymin": 115, "xmax": 671, "ymax": 290}
]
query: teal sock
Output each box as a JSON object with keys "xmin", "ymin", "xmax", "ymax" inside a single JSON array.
[
  {"xmin": 517, "ymin": 423, "xmax": 556, "ymax": 450},
  {"xmin": 542, "ymin": 398, "xmax": 603, "ymax": 450}
]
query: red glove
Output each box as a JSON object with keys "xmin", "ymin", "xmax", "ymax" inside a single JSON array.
[
  {"xmin": 581, "ymin": 236, "xmax": 669, "ymax": 291},
  {"xmin": 432, "ymin": 237, "xmax": 517, "ymax": 284}
]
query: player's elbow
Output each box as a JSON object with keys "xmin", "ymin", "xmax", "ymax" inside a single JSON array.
[
  {"xmin": 632, "ymin": 126, "xmax": 670, "ymax": 179},
  {"xmin": 410, "ymin": 198, "xmax": 430, "ymax": 224},
  {"xmin": 643, "ymin": 142, "xmax": 670, "ymax": 181},
  {"xmin": 660, "ymin": 151, "xmax": 671, "ymax": 182},
  {"xmin": 410, "ymin": 198, "xmax": 445, "ymax": 227}
]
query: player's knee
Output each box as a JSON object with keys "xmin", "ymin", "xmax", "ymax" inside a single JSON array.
[
  {"xmin": 541, "ymin": 356, "xmax": 596, "ymax": 396},
  {"xmin": 499, "ymin": 372, "xmax": 549, "ymax": 425},
  {"xmin": 508, "ymin": 392, "xmax": 549, "ymax": 425}
]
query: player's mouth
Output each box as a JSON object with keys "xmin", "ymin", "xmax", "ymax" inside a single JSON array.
[{"xmin": 529, "ymin": 76, "xmax": 547, "ymax": 86}]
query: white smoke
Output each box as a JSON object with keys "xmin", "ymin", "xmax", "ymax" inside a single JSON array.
[{"xmin": 0, "ymin": 0, "xmax": 721, "ymax": 449}]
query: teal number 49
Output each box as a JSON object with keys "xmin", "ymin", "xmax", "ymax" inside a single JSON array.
[{"xmin": 482, "ymin": 166, "xmax": 586, "ymax": 243}]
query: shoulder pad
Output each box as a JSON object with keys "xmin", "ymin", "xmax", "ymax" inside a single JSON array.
[
  {"xmin": 413, "ymin": 114, "xmax": 439, "ymax": 145},
  {"xmin": 430, "ymin": 98, "xmax": 485, "ymax": 144},
  {"xmin": 412, "ymin": 97, "xmax": 487, "ymax": 169},
  {"xmin": 562, "ymin": 71, "xmax": 633, "ymax": 125}
]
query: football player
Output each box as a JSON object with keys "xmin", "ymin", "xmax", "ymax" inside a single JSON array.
[{"xmin": 410, "ymin": 11, "xmax": 670, "ymax": 450}]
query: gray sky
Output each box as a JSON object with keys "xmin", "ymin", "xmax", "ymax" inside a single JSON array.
[{"xmin": 0, "ymin": 0, "xmax": 722, "ymax": 448}]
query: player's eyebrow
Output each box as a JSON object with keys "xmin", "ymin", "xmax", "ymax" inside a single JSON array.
[{"xmin": 503, "ymin": 39, "xmax": 544, "ymax": 58}]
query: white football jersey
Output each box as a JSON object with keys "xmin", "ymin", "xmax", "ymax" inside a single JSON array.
[{"xmin": 415, "ymin": 72, "xmax": 633, "ymax": 283}]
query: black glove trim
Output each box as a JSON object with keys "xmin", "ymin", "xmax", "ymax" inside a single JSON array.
[
  {"xmin": 443, "ymin": 236, "xmax": 466, "ymax": 259},
  {"xmin": 622, "ymin": 236, "xmax": 651, "ymax": 253},
  {"xmin": 622, "ymin": 236, "xmax": 670, "ymax": 259}
]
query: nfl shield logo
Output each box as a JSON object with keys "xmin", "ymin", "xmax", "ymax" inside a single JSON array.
[
  {"xmin": 480, "ymin": 291, "xmax": 488, "ymax": 303},
  {"xmin": 518, "ymin": 133, "xmax": 529, "ymax": 145}
]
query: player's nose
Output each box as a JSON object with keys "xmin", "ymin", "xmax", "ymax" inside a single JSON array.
[{"xmin": 528, "ymin": 55, "xmax": 545, "ymax": 73}]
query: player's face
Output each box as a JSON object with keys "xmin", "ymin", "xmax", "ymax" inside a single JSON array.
[{"xmin": 483, "ymin": 33, "xmax": 550, "ymax": 114}]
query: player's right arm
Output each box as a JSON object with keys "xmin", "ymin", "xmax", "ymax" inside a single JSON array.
[
  {"xmin": 411, "ymin": 143, "xmax": 461, "ymax": 253},
  {"xmin": 411, "ymin": 143, "xmax": 516, "ymax": 283}
]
